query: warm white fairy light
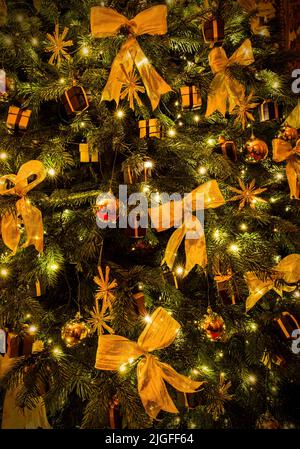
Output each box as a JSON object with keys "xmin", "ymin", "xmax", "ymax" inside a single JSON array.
[
  {"xmin": 240, "ymin": 223, "xmax": 248, "ymax": 231},
  {"xmin": 142, "ymin": 185, "xmax": 150, "ymax": 194},
  {"xmin": 119, "ymin": 364, "xmax": 127, "ymax": 373},
  {"xmin": 0, "ymin": 268, "xmax": 8, "ymax": 277},
  {"xmin": 52, "ymin": 346, "xmax": 62, "ymax": 356},
  {"xmin": 0, "ymin": 152, "xmax": 7, "ymax": 159},
  {"xmin": 194, "ymin": 114, "xmax": 200, "ymax": 123},
  {"xmin": 48, "ymin": 168, "xmax": 56, "ymax": 177},
  {"xmin": 168, "ymin": 128, "xmax": 176, "ymax": 137},
  {"xmin": 116, "ymin": 109, "xmax": 124, "ymax": 119},
  {"xmin": 199, "ymin": 166, "xmax": 207, "ymax": 175},
  {"xmin": 229, "ymin": 244, "xmax": 239, "ymax": 253},
  {"xmin": 81, "ymin": 46, "xmax": 89, "ymax": 56},
  {"xmin": 144, "ymin": 315, "xmax": 152, "ymax": 324},
  {"xmin": 49, "ymin": 263, "xmax": 59, "ymax": 272},
  {"xmin": 144, "ymin": 160, "xmax": 153, "ymax": 169},
  {"xmin": 213, "ymin": 229, "xmax": 220, "ymax": 239},
  {"xmin": 28, "ymin": 325, "xmax": 38, "ymax": 334},
  {"xmin": 248, "ymin": 374, "xmax": 257, "ymax": 384},
  {"xmin": 207, "ymin": 138, "xmax": 215, "ymax": 146},
  {"xmin": 275, "ymin": 173, "xmax": 284, "ymax": 180},
  {"xmin": 175, "ymin": 266, "xmax": 184, "ymax": 276},
  {"xmin": 59, "ymin": 78, "xmax": 65, "ymax": 84}
]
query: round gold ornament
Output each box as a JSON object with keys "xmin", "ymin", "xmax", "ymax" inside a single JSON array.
[
  {"xmin": 256, "ymin": 411, "xmax": 281, "ymax": 429},
  {"xmin": 245, "ymin": 136, "xmax": 268, "ymax": 163},
  {"xmin": 61, "ymin": 313, "xmax": 91, "ymax": 347},
  {"xmin": 200, "ymin": 306, "xmax": 225, "ymax": 341},
  {"xmin": 282, "ymin": 125, "xmax": 298, "ymax": 141}
]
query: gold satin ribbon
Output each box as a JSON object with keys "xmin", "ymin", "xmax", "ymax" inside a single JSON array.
[
  {"xmin": 90, "ymin": 5, "xmax": 172, "ymax": 111},
  {"xmin": 95, "ymin": 307, "xmax": 203, "ymax": 419},
  {"xmin": 272, "ymin": 138, "xmax": 300, "ymax": 200},
  {"xmin": 245, "ymin": 254, "xmax": 300, "ymax": 312},
  {"xmin": 0, "ymin": 160, "xmax": 46, "ymax": 254},
  {"xmin": 206, "ymin": 39, "xmax": 255, "ymax": 117},
  {"xmin": 286, "ymin": 101, "xmax": 300, "ymax": 129},
  {"xmin": 149, "ymin": 180, "xmax": 225, "ymax": 277}
]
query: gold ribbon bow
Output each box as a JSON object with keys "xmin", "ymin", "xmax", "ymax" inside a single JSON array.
[
  {"xmin": 148, "ymin": 180, "xmax": 225, "ymax": 277},
  {"xmin": 245, "ymin": 254, "xmax": 300, "ymax": 311},
  {"xmin": 272, "ymin": 138, "xmax": 300, "ymax": 200},
  {"xmin": 90, "ymin": 5, "xmax": 172, "ymax": 110},
  {"xmin": 0, "ymin": 160, "xmax": 46, "ymax": 254},
  {"xmin": 95, "ymin": 307, "xmax": 203, "ymax": 419},
  {"xmin": 206, "ymin": 39, "xmax": 255, "ymax": 117}
]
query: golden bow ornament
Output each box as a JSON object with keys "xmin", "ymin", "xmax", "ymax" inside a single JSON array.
[
  {"xmin": 272, "ymin": 138, "xmax": 300, "ymax": 200},
  {"xmin": 90, "ymin": 5, "xmax": 172, "ymax": 111},
  {"xmin": 245, "ymin": 254, "xmax": 300, "ymax": 312},
  {"xmin": 148, "ymin": 180, "xmax": 225, "ymax": 277},
  {"xmin": 0, "ymin": 160, "xmax": 46, "ymax": 254},
  {"xmin": 206, "ymin": 39, "xmax": 255, "ymax": 117},
  {"xmin": 95, "ymin": 307, "xmax": 203, "ymax": 419}
]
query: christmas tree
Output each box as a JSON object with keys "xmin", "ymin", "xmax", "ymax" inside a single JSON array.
[{"xmin": 0, "ymin": 0, "xmax": 300, "ymax": 430}]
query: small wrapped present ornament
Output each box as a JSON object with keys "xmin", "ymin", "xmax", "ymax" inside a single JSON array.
[
  {"xmin": 275, "ymin": 311, "xmax": 300, "ymax": 340},
  {"xmin": 6, "ymin": 332, "xmax": 34, "ymax": 358},
  {"xmin": 214, "ymin": 270, "xmax": 238, "ymax": 305},
  {"xmin": 202, "ymin": 17, "xmax": 225, "ymax": 45},
  {"xmin": 6, "ymin": 106, "xmax": 31, "ymax": 130},
  {"xmin": 258, "ymin": 100, "xmax": 282, "ymax": 122},
  {"xmin": 79, "ymin": 141, "xmax": 99, "ymax": 163},
  {"xmin": 139, "ymin": 119, "xmax": 162, "ymax": 139},
  {"xmin": 180, "ymin": 86, "xmax": 202, "ymax": 111},
  {"xmin": 62, "ymin": 81, "xmax": 89, "ymax": 116},
  {"xmin": 218, "ymin": 136, "xmax": 238, "ymax": 162}
]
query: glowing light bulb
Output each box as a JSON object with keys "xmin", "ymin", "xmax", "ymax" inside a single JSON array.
[
  {"xmin": 144, "ymin": 315, "xmax": 152, "ymax": 324},
  {"xmin": 81, "ymin": 46, "xmax": 89, "ymax": 56},
  {"xmin": 270, "ymin": 197, "xmax": 276, "ymax": 203},
  {"xmin": 240, "ymin": 223, "xmax": 248, "ymax": 231},
  {"xmin": 128, "ymin": 357, "xmax": 134, "ymax": 364},
  {"xmin": 175, "ymin": 101, "xmax": 179, "ymax": 106},
  {"xmin": 143, "ymin": 185, "xmax": 150, "ymax": 194},
  {"xmin": 50, "ymin": 263, "xmax": 59, "ymax": 271},
  {"xmin": 294, "ymin": 290, "xmax": 300, "ymax": 298},
  {"xmin": 178, "ymin": 121, "xmax": 183, "ymax": 126},
  {"xmin": 47, "ymin": 338, "xmax": 53, "ymax": 344},
  {"xmin": 25, "ymin": 314, "xmax": 31, "ymax": 319},
  {"xmin": 144, "ymin": 160, "xmax": 153, "ymax": 169},
  {"xmin": 175, "ymin": 266, "xmax": 184, "ymax": 276},
  {"xmin": 272, "ymin": 81, "xmax": 279, "ymax": 89},
  {"xmin": 119, "ymin": 364, "xmax": 127, "ymax": 373},
  {"xmin": 194, "ymin": 114, "xmax": 200, "ymax": 123},
  {"xmin": 192, "ymin": 369, "xmax": 200, "ymax": 375},
  {"xmin": 229, "ymin": 244, "xmax": 239, "ymax": 253},
  {"xmin": 0, "ymin": 268, "xmax": 8, "ymax": 277},
  {"xmin": 177, "ymin": 114, "xmax": 182, "ymax": 119},
  {"xmin": 250, "ymin": 322, "xmax": 257, "ymax": 331},
  {"xmin": 31, "ymin": 37, "xmax": 39, "ymax": 46},
  {"xmin": 28, "ymin": 325, "xmax": 37, "ymax": 334},
  {"xmin": 168, "ymin": 128, "xmax": 176, "ymax": 137},
  {"xmin": 116, "ymin": 109, "xmax": 124, "ymax": 118},
  {"xmin": 48, "ymin": 168, "xmax": 56, "ymax": 177},
  {"xmin": 52, "ymin": 347, "xmax": 62, "ymax": 356},
  {"xmin": 207, "ymin": 138, "xmax": 215, "ymax": 146},
  {"xmin": 248, "ymin": 374, "xmax": 256, "ymax": 384},
  {"xmin": 80, "ymin": 121, "xmax": 85, "ymax": 128},
  {"xmin": 276, "ymin": 173, "xmax": 284, "ymax": 180},
  {"xmin": 59, "ymin": 78, "xmax": 65, "ymax": 84},
  {"xmin": 0, "ymin": 152, "xmax": 7, "ymax": 159},
  {"xmin": 199, "ymin": 166, "xmax": 207, "ymax": 175},
  {"xmin": 213, "ymin": 229, "xmax": 220, "ymax": 239}
]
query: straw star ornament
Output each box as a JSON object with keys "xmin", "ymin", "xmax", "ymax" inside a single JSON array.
[
  {"xmin": 232, "ymin": 91, "xmax": 259, "ymax": 129},
  {"xmin": 45, "ymin": 24, "xmax": 73, "ymax": 65},
  {"xmin": 88, "ymin": 305, "xmax": 114, "ymax": 335},
  {"xmin": 94, "ymin": 266, "xmax": 118, "ymax": 310},
  {"xmin": 228, "ymin": 178, "xmax": 267, "ymax": 209},
  {"xmin": 119, "ymin": 67, "xmax": 145, "ymax": 110}
]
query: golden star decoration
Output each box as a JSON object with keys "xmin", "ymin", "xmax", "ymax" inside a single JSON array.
[
  {"xmin": 94, "ymin": 266, "xmax": 118, "ymax": 311},
  {"xmin": 87, "ymin": 305, "xmax": 114, "ymax": 335},
  {"xmin": 119, "ymin": 67, "xmax": 145, "ymax": 110},
  {"xmin": 45, "ymin": 23, "xmax": 73, "ymax": 65},
  {"xmin": 229, "ymin": 178, "xmax": 267, "ymax": 209},
  {"xmin": 207, "ymin": 374, "xmax": 233, "ymax": 421},
  {"xmin": 232, "ymin": 91, "xmax": 259, "ymax": 129}
]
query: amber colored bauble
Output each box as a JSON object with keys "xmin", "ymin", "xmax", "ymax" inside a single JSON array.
[
  {"xmin": 256, "ymin": 411, "xmax": 281, "ymax": 429},
  {"xmin": 61, "ymin": 314, "xmax": 90, "ymax": 347},
  {"xmin": 282, "ymin": 126, "xmax": 298, "ymax": 141},
  {"xmin": 245, "ymin": 137, "xmax": 268, "ymax": 163},
  {"xmin": 201, "ymin": 307, "xmax": 225, "ymax": 341}
]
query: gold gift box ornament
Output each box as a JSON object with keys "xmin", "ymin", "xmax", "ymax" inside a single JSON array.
[
  {"xmin": 79, "ymin": 140, "xmax": 99, "ymax": 163},
  {"xmin": 6, "ymin": 106, "xmax": 31, "ymax": 130},
  {"xmin": 90, "ymin": 5, "xmax": 172, "ymax": 111},
  {"xmin": 180, "ymin": 86, "xmax": 202, "ymax": 111},
  {"xmin": 139, "ymin": 118, "xmax": 162, "ymax": 139},
  {"xmin": 95, "ymin": 307, "xmax": 203, "ymax": 419}
]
